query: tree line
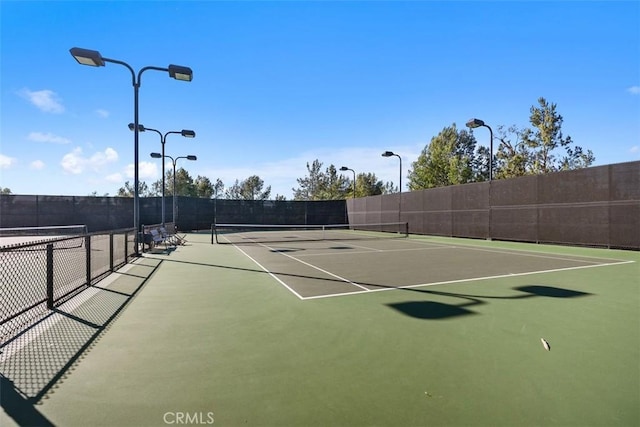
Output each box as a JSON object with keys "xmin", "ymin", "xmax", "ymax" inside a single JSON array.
[
  {"xmin": 119, "ymin": 98, "xmax": 593, "ymax": 200},
  {"xmin": 1, "ymin": 97, "xmax": 595, "ymax": 199}
]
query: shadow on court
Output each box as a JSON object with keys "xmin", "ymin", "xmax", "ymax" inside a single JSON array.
[
  {"xmin": 0, "ymin": 258, "xmax": 161, "ymax": 424},
  {"xmin": 158, "ymin": 258, "xmax": 592, "ymax": 320},
  {"xmin": 388, "ymin": 285, "xmax": 591, "ymax": 320}
]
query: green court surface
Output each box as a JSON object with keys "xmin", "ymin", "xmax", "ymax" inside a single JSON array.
[{"xmin": 1, "ymin": 232, "xmax": 638, "ymax": 426}]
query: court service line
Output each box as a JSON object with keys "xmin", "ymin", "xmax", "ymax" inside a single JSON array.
[
  {"xmin": 404, "ymin": 236, "xmax": 632, "ymax": 264},
  {"xmin": 251, "ymin": 241, "xmax": 371, "ymax": 292},
  {"xmin": 230, "ymin": 243, "xmax": 307, "ymax": 300},
  {"xmin": 294, "ymin": 245, "xmax": 456, "ymax": 257},
  {"xmin": 301, "ymin": 259, "xmax": 635, "ymax": 300},
  {"xmin": 452, "ymin": 245, "xmax": 622, "ymax": 265}
]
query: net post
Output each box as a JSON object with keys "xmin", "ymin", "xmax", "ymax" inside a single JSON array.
[
  {"xmin": 124, "ymin": 230, "xmax": 129, "ymax": 261},
  {"xmin": 85, "ymin": 235, "xmax": 91, "ymax": 286},
  {"xmin": 211, "ymin": 224, "xmax": 214, "ymax": 244},
  {"xmin": 46, "ymin": 243, "xmax": 54, "ymax": 309},
  {"xmin": 404, "ymin": 221, "xmax": 409, "ymax": 236},
  {"xmin": 109, "ymin": 232, "xmax": 114, "ymax": 272}
]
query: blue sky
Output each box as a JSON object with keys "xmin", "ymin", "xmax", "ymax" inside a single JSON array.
[{"xmin": 1, "ymin": 0, "xmax": 638, "ymax": 199}]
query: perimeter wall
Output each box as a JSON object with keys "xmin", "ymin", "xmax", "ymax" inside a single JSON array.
[
  {"xmin": 1, "ymin": 161, "xmax": 637, "ymax": 249},
  {"xmin": 346, "ymin": 161, "xmax": 639, "ymax": 250},
  {"xmin": 0, "ymin": 196, "xmax": 347, "ymax": 232}
]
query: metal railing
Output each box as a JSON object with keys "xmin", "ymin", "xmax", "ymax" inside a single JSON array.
[{"xmin": 0, "ymin": 228, "xmax": 136, "ymax": 345}]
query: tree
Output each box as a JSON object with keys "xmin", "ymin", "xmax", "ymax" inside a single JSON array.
[
  {"xmin": 523, "ymin": 97, "xmax": 594, "ymax": 173},
  {"xmin": 162, "ymin": 168, "xmax": 196, "ymax": 197},
  {"xmin": 350, "ymin": 173, "xmax": 384, "ymax": 197},
  {"xmin": 116, "ymin": 181, "xmax": 151, "ymax": 197},
  {"xmin": 224, "ymin": 179, "xmax": 242, "ymax": 199},
  {"xmin": 407, "ymin": 124, "xmax": 478, "ymax": 190},
  {"xmin": 382, "ymin": 181, "xmax": 397, "ymax": 194},
  {"xmin": 493, "ymin": 125, "xmax": 531, "ymax": 179},
  {"xmin": 213, "ymin": 179, "xmax": 224, "ymax": 199},
  {"xmin": 1, "ymin": 187, "xmax": 12, "ymax": 195},
  {"xmin": 293, "ymin": 160, "xmax": 349, "ymax": 200},
  {"xmin": 493, "ymin": 98, "xmax": 595, "ymax": 178},
  {"xmin": 194, "ymin": 175, "xmax": 214, "ymax": 198},
  {"xmin": 240, "ymin": 175, "xmax": 271, "ymax": 200},
  {"xmin": 293, "ymin": 159, "xmax": 324, "ymax": 200},
  {"xmin": 224, "ymin": 176, "xmax": 271, "ymax": 200}
]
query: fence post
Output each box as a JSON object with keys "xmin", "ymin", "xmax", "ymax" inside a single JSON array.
[
  {"xmin": 109, "ymin": 232, "xmax": 114, "ymax": 272},
  {"xmin": 124, "ymin": 230, "xmax": 129, "ymax": 261},
  {"xmin": 46, "ymin": 243, "xmax": 54, "ymax": 309},
  {"xmin": 85, "ymin": 235, "xmax": 91, "ymax": 286}
]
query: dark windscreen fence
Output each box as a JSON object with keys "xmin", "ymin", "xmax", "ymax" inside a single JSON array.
[
  {"xmin": 0, "ymin": 196, "xmax": 349, "ymax": 233},
  {"xmin": 0, "ymin": 195, "xmax": 135, "ymax": 232},
  {"xmin": 212, "ymin": 200, "xmax": 347, "ymax": 227},
  {"xmin": 347, "ymin": 161, "xmax": 640, "ymax": 250}
]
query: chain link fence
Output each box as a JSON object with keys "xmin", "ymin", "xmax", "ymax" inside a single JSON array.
[{"xmin": 0, "ymin": 228, "xmax": 135, "ymax": 345}]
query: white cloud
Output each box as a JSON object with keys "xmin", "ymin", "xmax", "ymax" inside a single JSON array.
[
  {"xmin": 19, "ymin": 88, "xmax": 65, "ymax": 113},
  {"xmin": 28, "ymin": 131, "xmax": 71, "ymax": 144},
  {"xmin": 96, "ymin": 109, "xmax": 110, "ymax": 118},
  {"xmin": 627, "ymin": 86, "xmax": 640, "ymax": 95},
  {"xmin": 90, "ymin": 147, "xmax": 118, "ymax": 166},
  {"xmin": 61, "ymin": 147, "xmax": 119, "ymax": 174},
  {"xmin": 125, "ymin": 161, "xmax": 158, "ymax": 180},
  {"xmin": 630, "ymin": 146, "xmax": 639, "ymax": 154},
  {"xmin": 30, "ymin": 160, "xmax": 45, "ymax": 170},
  {"xmin": 106, "ymin": 173, "xmax": 123, "ymax": 183},
  {"xmin": 0, "ymin": 154, "xmax": 17, "ymax": 169}
]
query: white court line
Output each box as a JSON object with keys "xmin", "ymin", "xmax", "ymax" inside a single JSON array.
[
  {"xmin": 223, "ymin": 233, "xmax": 636, "ymax": 301},
  {"xmin": 300, "ymin": 260, "xmax": 635, "ymax": 300},
  {"xmin": 403, "ymin": 235, "xmax": 633, "ymax": 264},
  {"xmin": 225, "ymin": 234, "xmax": 370, "ymax": 293},
  {"xmin": 230, "ymin": 243, "xmax": 307, "ymax": 300},
  {"xmin": 294, "ymin": 245, "xmax": 456, "ymax": 257}
]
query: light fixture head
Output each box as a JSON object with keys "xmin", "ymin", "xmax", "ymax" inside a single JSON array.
[
  {"xmin": 168, "ymin": 64, "xmax": 193, "ymax": 81},
  {"xmin": 181, "ymin": 130, "xmax": 196, "ymax": 138},
  {"xmin": 128, "ymin": 123, "xmax": 145, "ymax": 132},
  {"xmin": 381, "ymin": 151, "xmax": 395, "ymax": 157},
  {"xmin": 70, "ymin": 47, "xmax": 105, "ymax": 66},
  {"xmin": 466, "ymin": 118, "xmax": 485, "ymax": 129},
  {"xmin": 186, "ymin": 155, "xmax": 197, "ymax": 161},
  {"xmin": 150, "ymin": 152, "xmax": 162, "ymax": 159},
  {"xmin": 339, "ymin": 166, "xmax": 349, "ymax": 171}
]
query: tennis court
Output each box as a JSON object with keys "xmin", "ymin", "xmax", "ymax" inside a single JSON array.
[
  {"xmin": 214, "ymin": 224, "xmax": 631, "ymax": 301},
  {"xmin": 2, "ymin": 230, "xmax": 638, "ymax": 427}
]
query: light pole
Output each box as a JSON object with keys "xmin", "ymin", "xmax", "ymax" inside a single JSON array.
[
  {"xmin": 339, "ymin": 166, "xmax": 356, "ymax": 198},
  {"xmin": 465, "ymin": 118, "xmax": 493, "ymax": 181},
  {"xmin": 70, "ymin": 47, "xmax": 192, "ymax": 256},
  {"xmin": 382, "ymin": 151, "xmax": 402, "ymax": 222},
  {"xmin": 151, "ymin": 153, "xmax": 197, "ymax": 227},
  {"xmin": 130, "ymin": 123, "xmax": 195, "ymax": 225},
  {"xmin": 466, "ymin": 118, "xmax": 493, "ymax": 240}
]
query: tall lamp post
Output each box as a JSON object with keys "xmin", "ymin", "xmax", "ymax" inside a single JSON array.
[
  {"xmin": 466, "ymin": 118, "xmax": 493, "ymax": 239},
  {"xmin": 465, "ymin": 118, "xmax": 493, "ymax": 181},
  {"xmin": 382, "ymin": 151, "xmax": 402, "ymax": 222},
  {"xmin": 130, "ymin": 123, "xmax": 195, "ymax": 225},
  {"xmin": 339, "ymin": 166, "xmax": 356, "ymax": 198},
  {"xmin": 70, "ymin": 47, "xmax": 193, "ymax": 256},
  {"xmin": 151, "ymin": 153, "xmax": 197, "ymax": 227}
]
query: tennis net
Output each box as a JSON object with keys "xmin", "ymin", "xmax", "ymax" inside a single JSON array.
[
  {"xmin": 0, "ymin": 225, "xmax": 88, "ymax": 248},
  {"xmin": 212, "ymin": 222, "xmax": 409, "ymax": 244}
]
